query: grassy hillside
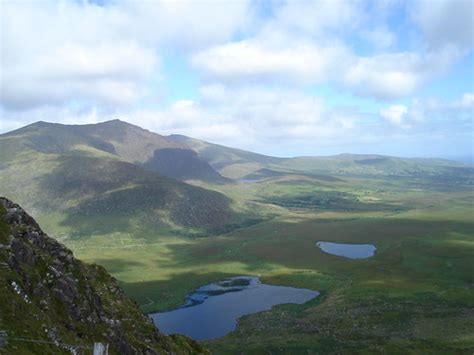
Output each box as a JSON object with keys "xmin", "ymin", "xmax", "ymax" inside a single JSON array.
[
  {"xmin": 1, "ymin": 121, "xmax": 472, "ymax": 353},
  {"xmin": 277, "ymin": 154, "xmax": 472, "ymax": 179},
  {"xmin": 167, "ymin": 134, "xmax": 472, "ymax": 183},
  {"xmin": 0, "ymin": 125, "xmax": 244, "ymax": 240},
  {"xmin": 72, "ymin": 169, "xmax": 474, "ymax": 353},
  {"xmin": 1, "ymin": 120, "xmax": 227, "ymax": 183},
  {"xmin": 0, "ymin": 197, "xmax": 207, "ymax": 354},
  {"xmin": 2, "ymin": 119, "xmax": 182, "ymax": 163},
  {"xmin": 167, "ymin": 134, "xmax": 283, "ymax": 178}
]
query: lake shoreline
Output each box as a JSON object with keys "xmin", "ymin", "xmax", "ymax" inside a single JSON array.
[{"xmin": 151, "ymin": 276, "xmax": 319, "ymax": 340}]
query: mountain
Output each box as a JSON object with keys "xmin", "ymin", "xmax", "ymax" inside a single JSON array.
[
  {"xmin": 0, "ymin": 197, "xmax": 207, "ymax": 354},
  {"xmin": 1, "ymin": 120, "xmax": 227, "ymax": 183},
  {"xmin": 1, "ymin": 120, "xmax": 470, "ymax": 241},
  {"xmin": 0, "ymin": 122, "xmax": 238, "ymax": 238}
]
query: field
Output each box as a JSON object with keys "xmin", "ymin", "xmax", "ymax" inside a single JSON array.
[{"xmin": 43, "ymin": 172, "xmax": 474, "ymax": 353}]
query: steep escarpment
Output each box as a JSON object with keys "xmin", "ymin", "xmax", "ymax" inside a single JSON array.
[{"xmin": 0, "ymin": 197, "xmax": 207, "ymax": 355}]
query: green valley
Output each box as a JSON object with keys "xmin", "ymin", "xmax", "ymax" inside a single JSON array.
[{"xmin": 1, "ymin": 121, "xmax": 473, "ymax": 353}]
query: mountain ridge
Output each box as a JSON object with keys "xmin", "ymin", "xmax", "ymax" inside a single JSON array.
[
  {"xmin": 2, "ymin": 120, "xmax": 228, "ymax": 183},
  {"xmin": 5, "ymin": 120, "xmax": 467, "ymax": 167},
  {"xmin": 166, "ymin": 131, "xmax": 470, "ymax": 180},
  {"xmin": 0, "ymin": 121, "xmax": 240, "ymax": 239},
  {"xmin": 0, "ymin": 197, "xmax": 208, "ymax": 354}
]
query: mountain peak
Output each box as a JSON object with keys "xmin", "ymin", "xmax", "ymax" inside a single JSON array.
[
  {"xmin": 93, "ymin": 119, "xmax": 156, "ymax": 133},
  {"xmin": 97, "ymin": 118, "xmax": 127, "ymax": 125}
]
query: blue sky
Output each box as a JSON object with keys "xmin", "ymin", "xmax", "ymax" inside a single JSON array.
[{"xmin": 0, "ymin": 0, "xmax": 473, "ymax": 159}]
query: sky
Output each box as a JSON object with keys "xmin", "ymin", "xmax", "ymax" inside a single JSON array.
[{"xmin": 0, "ymin": 0, "xmax": 473, "ymax": 159}]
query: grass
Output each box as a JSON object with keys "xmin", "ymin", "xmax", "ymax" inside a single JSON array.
[
  {"xmin": 0, "ymin": 201, "xmax": 208, "ymax": 354},
  {"xmin": 0, "ymin": 150, "xmax": 244, "ymax": 238},
  {"xmin": 47, "ymin": 172, "xmax": 473, "ymax": 353}
]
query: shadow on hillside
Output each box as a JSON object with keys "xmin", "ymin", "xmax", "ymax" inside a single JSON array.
[
  {"xmin": 137, "ymin": 217, "xmax": 474, "ymax": 290},
  {"xmin": 38, "ymin": 154, "xmax": 243, "ymax": 237},
  {"xmin": 118, "ymin": 268, "xmax": 326, "ymax": 315},
  {"xmin": 120, "ymin": 271, "xmax": 246, "ymax": 312},
  {"xmin": 92, "ymin": 258, "xmax": 147, "ymax": 274},
  {"xmin": 243, "ymin": 168, "xmax": 345, "ymax": 182},
  {"xmin": 143, "ymin": 148, "xmax": 231, "ymax": 184},
  {"xmin": 93, "ymin": 216, "xmax": 474, "ymax": 354}
]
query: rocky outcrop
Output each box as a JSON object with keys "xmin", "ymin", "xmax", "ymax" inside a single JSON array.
[{"xmin": 0, "ymin": 197, "xmax": 207, "ymax": 354}]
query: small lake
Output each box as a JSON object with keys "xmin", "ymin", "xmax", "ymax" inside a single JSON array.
[
  {"xmin": 151, "ymin": 276, "xmax": 319, "ymax": 340},
  {"xmin": 317, "ymin": 241, "xmax": 376, "ymax": 259}
]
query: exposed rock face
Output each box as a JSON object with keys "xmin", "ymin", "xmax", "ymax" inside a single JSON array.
[{"xmin": 0, "ymin": 197, "xmax": 208, "ymax": 354}]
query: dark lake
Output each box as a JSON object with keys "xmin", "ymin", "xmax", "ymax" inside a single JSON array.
[
  {"xmin": 317, "ymin": 241, "xmax": 376, "ymax": 259},
  {"xmin": 151, "ymin": 276, "xmax": 319, "ymax": 340}
]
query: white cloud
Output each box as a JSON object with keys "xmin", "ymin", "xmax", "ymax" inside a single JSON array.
[
  {"xmin": 192, "ymin": 38, "xmax": 351, "ymax": 85},
  {"xmin": 410, "ymin": 0, "xmax": 474, "ymax": 50},
  {"xmin": 269, "ymin": 0, "xmax": 364, "ymax": 37},
  {"xmin": 360, "ymin": 27, "xmax": 396, "ymax": 49},
  {"xmin": 194, "ymin": 39, "xmax": 460, "ymax": 99},
  {"xmin": 344, "ymin": 55, "xmax": 420, "ymax": 99},
  {"xmin": 340, "ymin": 49, "xmax": 461, "ymax": 99},
  {"xmin": 2, "ymin": 0, "xmax": 472, "ymax": 112},
  {"xmin": 124, "ymin": 86, "xmax": 370, "ymax": 153},
  {"xmin": 380, "ymin": 93, "xmax": 473, "ymax": 129},
  {"xmin": 455, "ymin": 93, "xmax": 474, "ymax": 108},
  {"xmin": 0, "ymin": 0, "xmax": 472, "ymax": 159},
  {"xmin": 0, "ymin": 0, "xmax": 253, "ymax": 111},
  {"xmin": 1, "ymin": 41, "xmax": 157, "ymax": 110},
  {"xmin": 190, "ymin": 0, "xmax": 471, "ymax": 100},
  {"xmin": 0, "ymin": 85, "xmax": 364, "ymax": 151},
  {"xmin": 2, "ymin": 89, "xmax": 472, "ymax": 157},
  {"xmin": 380, "ymin": 105, "xmax": 409, "ymax": 126},
  {"xmin": 0, "ymin": 105, "xmax": 104, "ymax": 133},
  {"xmin": 118, "ymin": 0, "xmax": 253, "ymax": 49}
]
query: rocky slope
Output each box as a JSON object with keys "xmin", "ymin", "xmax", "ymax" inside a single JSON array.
[{"xmin": 0, "ymin": 197, "xmax": 208, "ymax": 354}]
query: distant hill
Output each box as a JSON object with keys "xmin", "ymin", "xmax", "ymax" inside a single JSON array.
[
  {"xmin": 277, "ymin": 153, "xmax": 473, "ymax": 184},
  {"xmin": 243, "ymin": 168, "xmax": 344, "ymax": 182},
  {"xmin": 0, "ymin": 122, "xmax": 238, "ymax": 238},
  {"xmin": 2, "ymin": 120, "xmax": 227, "ymax": 183},
  {"xmin": 1, "ymin": 120, "xmax": 470, "ymax": 241},
  {"xmin": 168, "ymin": 134, "xmax": 471, "ymax": 182},
  {"xmin": 0, "ymin": 197, "xmax": 207, "ymax": 354}
]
